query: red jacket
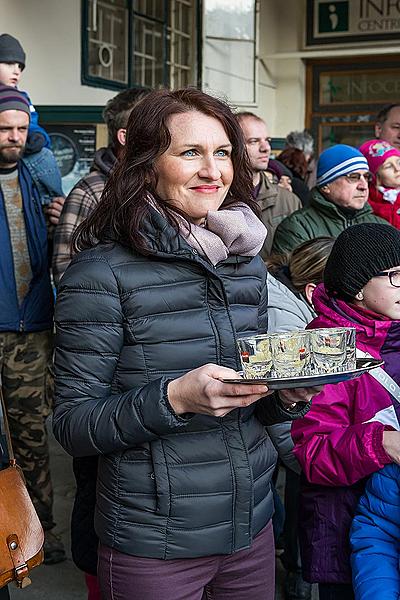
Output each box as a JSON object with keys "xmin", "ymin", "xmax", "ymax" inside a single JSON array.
[{"xmin": 368, "ymin": 185, "xmax": 400, "ymax": 229}]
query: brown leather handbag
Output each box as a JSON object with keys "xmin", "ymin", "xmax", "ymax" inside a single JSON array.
[{"xmin": 0, "ymin": 387, "xmax": 44, "ymax": 588}]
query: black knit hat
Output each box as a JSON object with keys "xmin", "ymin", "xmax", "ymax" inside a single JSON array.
[
  {"xmin": 0, "ymin": 34, "xmax": 26, "ymax": 70},
  {"xmin": 324, "ymin": 223, "xmax": 400, "ymax": 301}
]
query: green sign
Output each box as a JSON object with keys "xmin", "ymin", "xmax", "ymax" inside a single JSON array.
[
  {"xmin": 307, "ymin": 0, "xmax": 400, "ymax": 46},
  {"xmin": 318, "ymin": 2, "xmax": 349, "ymax": 33}
]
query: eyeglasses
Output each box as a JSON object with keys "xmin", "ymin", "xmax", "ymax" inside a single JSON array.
[
  {"xmin": 344, "ymin": 172, "xmax": 373, "ymax": 183},
  {"xmin": 373, "ymin": 270, "xmax": 400, "ymax": 287}
]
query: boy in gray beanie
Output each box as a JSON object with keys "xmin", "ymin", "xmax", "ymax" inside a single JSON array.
[
  {"xmin": 0, "ymin": 34, "xmax": 64, "ymax": 207},
  {"xmin": 0, "ymin": 33, "xmax": 50, "ymax": 146}
]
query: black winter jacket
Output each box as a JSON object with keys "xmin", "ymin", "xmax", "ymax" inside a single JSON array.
[{"xmin": 53, "ymin": 209, "xmax": 309, "ymax": 560}]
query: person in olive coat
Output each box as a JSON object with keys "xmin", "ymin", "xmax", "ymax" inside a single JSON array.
[{"xmin": 272, "ymin": 144, "xmax": 387, "ymax": 255}]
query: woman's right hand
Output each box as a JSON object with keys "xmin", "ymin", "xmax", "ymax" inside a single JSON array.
[
  {"xmin": 167, "ymin": 363, "xmax": 271, "ymax": 418},
  {"xmin": 382, "ymin": 430, "xmax": 400, "ymax": 464}
]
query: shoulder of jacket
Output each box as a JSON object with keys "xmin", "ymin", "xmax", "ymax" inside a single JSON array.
[
  {"xmin": 69, "ymin": 170, "xmax": 107, "ymax": 196},
  {"xmin": 276, "ymin": 206, "xmax": 310, "ymax": 230},
  {"xmin": 58, "ymin": 245, "xmax": 129, "ymax": 295},
  {"xmin": 276, "ymin": 186, "xmax": 302, "ymax": 207},
  {"xmin": 372, "ymin": 462, "xmax": 400, "ymax": 483}
]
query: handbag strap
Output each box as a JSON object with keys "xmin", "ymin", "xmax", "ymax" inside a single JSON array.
[
  {"xmin": 357, "ymin": 348, "xmax": 400, "ymax": 403},
  {"xmin": 0, "ymin": 385, "xmax": 16, "ymax": 466}
]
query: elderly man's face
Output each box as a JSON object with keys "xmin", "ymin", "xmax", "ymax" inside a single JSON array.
[
  {"xmin": 375, "ymin": 106, "xmax": 400, "ymax": 150},
  {"xmin": 320, "ymin": 170, "xmax": 370, "ymax": 210}
]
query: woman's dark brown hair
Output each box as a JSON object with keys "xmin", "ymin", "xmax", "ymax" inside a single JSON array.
[
  {"xmin": 278, "ymin": 147, "xmax": 308, "ymax": 180},
  {"xmin": 74, "ymin": 87, "xmax": 256, "ymax": 254}
]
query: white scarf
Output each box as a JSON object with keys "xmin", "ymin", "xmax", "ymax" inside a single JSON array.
[{"xmin": 378, "ymin": 185, "xmax": 400, "ymax": 205}]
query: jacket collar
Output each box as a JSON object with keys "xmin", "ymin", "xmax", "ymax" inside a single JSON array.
[
  {"xmin": 311, "ymin": 283, "xmax": 395, "ymax": 345},
  {"xmin": 91, "ymin": 146, "xmax": 117, "ymax": 177},
  {"xmin": 138, "ymin": 207, "xmax": 251, "ymax": 272},
  {"xmin": 255, "ymin": 172, "xmax": 279, "ymax": 209},
  {"xmin": 309, "ymin": 187, "xmax": 374, "ymax": 220}
]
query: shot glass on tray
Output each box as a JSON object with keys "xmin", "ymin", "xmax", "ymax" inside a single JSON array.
[
  {"xmin": 237, "ymin": 334, "xmax": 273, "ymax": 379},
  {"xmin": 310, "ymin": 328, "xmax": 347, "ymax": 374},
  {"xmin": 270, "ymin": 331, "xmax": 311, "ymax": 378}
]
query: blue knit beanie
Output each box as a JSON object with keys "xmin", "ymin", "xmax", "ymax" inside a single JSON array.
[{"xmin": 316, "ymin": 144, "xmax": 369, "ymax": 187}]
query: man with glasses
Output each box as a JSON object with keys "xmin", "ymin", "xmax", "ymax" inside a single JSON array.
[
  {"xmin": 237, "ymin": 112, "xmax": 301, "ymax": 258},
  {"xmin": 272, "ymin": 144, "xmax": 389, "ymax": 255}
]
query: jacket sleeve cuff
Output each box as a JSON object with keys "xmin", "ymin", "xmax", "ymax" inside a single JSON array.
[
  {"xmin": 255, "ymin": 393, "xmax": 312, "ymax": 425},
  {"xmin": 132, "ymin": 377, "xmax": 195, "ymax": 437},
  {"xmin": 373, "ymin": 424, "xmax": 395, "ymax": 464},
  {"xmin": 163, "ymin": 378, "xmax": 194, "ymax": 422}
]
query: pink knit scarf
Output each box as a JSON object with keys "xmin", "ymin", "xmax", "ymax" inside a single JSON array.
[{"xmin": 177, "ymin": 202, "xmax": 267, "ymax": 266}]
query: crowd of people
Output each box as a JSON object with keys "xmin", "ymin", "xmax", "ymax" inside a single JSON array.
[{"xmin": 2, "ymin": 29, "xmax": 400, "ymax": 600}]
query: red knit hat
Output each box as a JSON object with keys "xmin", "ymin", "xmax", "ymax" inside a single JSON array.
[{"xmin": 359, "ymin": 139, "xmax": 400, "ymax": 176}]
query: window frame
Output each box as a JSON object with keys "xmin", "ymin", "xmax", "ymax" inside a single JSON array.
[
  {"xmin": 202, "ymin": 0, "xmax": 259, "ymax": 106},
  {"xmin": 81, "ymin": 0, "xmax": 201, "ymax": 91}
]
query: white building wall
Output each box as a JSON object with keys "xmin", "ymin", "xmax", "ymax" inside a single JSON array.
[
  {"xmin": 2, "ymin": 0, "xmax": 114, "ymax": 105},
  {"xmin": 3, "ymin": 0, "xmax": 307, "ymax": 135},
  {"xmin": 255, "ymin": 0, "xmax": 306, "ymax": 138}
]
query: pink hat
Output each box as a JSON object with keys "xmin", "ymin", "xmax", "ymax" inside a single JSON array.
[{"xmin": 359, "ymin": 139, "xmax": 400, "ymax": 176}]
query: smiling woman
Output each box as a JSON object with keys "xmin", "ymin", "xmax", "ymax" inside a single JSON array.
[
  {"xmin": 73, "ymin": 88, "xmax": 258, "ymax": 254},
  {"xmin": 53, "ymin": 88, "xmax": 318, "ymax": 600},
  {"xmin": 154, "ymin": 111, "xmax": 234, "ymax": 223}
]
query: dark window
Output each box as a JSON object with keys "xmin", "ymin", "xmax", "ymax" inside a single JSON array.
[{"xmin": 82, "ymin": 0, "xmax": 199, "ymax": 90}]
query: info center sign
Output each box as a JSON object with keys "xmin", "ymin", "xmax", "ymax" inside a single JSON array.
[{"xmin": 306, "ymin": 0, "xmax": 400, "ymax": 45}]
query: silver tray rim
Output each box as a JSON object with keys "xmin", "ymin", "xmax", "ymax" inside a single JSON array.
[{"xmin": 221, "ymin": 358, "xmax": 383, "ymax": 388}]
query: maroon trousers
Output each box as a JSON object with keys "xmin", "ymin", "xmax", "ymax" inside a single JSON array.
[{"xmin": 98, "ymin": 521, "xmax": 275, "ymax": 600}]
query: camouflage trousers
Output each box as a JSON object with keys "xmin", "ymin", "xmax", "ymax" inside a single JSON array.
[{"xmin": 0, "ymin": 330, "xmax": 55, "ymax": 531}]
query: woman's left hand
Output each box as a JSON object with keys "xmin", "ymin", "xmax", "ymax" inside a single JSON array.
[{"xmin": 278, "ymin": 386, "xmax": 323, "ymax": 410}]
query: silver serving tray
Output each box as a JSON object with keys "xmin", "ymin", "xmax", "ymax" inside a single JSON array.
[{"xmin": 221, "ymin": 358, "xmax": 384, "ymax": 390}]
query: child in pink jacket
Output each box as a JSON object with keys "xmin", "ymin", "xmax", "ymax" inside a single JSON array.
[
  {"xmin": 359, "ymin": 139, "xmax": 400, "ymax": 229},
  {"xmin": 291, "ymin": 222, "xmax": 400, "ymax": 600}
]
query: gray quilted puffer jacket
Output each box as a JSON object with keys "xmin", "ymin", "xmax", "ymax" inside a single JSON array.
[{"xmin": 53, "ymin": 209, "xmax": 310, "ymax": 560}]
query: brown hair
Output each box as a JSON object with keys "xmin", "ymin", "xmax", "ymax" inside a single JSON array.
[
  {"xmin": 74, "ymin": 87, "xmax": 257, "ymax": 255},
  {"xmin": 268, "ymin": 237, "xmax": 335, "ymax": 293},
  {"xmin": 278, "ymin": 147, "xmax": 309, "ymax": 179},
  {"xmin": 102, "ymin": 87, "xmax": 150, "ymax": 146},
  {"xmin": 376, "ymin": 103, "xmax": 400, "ymax": 125}
]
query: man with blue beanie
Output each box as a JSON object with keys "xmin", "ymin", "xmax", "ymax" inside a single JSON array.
[{"xmin": 272, "ymin": 144, "xmax": 388, "ymax": 254}]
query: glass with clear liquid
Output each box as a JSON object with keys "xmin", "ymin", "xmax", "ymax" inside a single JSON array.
[
  {"xmin": 311, "ymin": 328, "xmax": 347, "ymax": 373},
  {"xmin": 270, "ymin": 331, "xmax": 310, "ymax": 378},
  {"xmin": 237, "ymin": 335, "xmax": 273, "ymax": 379}
]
